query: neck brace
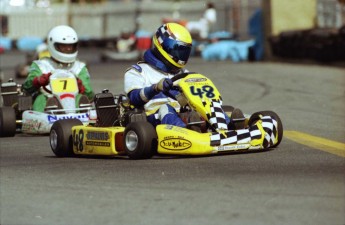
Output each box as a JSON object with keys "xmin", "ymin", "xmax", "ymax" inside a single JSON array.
[{"xmin": 143, "ymin": 50, "xmax": 173, "ymax": 73}]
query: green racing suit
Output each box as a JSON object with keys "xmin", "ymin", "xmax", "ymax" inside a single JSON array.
[{"xmin": 22, "ymin": 57, "xmax": 94, "ymax": 112}]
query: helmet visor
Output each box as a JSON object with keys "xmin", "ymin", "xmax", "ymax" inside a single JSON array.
[
  {"xmin": 161, "ymin": 38, "xmax": 192, "ymax": 65},
  {"xmin": 54, "ymin": 43, "xmax": 78, "ymax": 54}
]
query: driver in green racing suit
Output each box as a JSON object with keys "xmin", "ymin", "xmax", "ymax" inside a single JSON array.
[{"xmin": 22, "ymin": 25, "xmax": 94, "ymax": 112}]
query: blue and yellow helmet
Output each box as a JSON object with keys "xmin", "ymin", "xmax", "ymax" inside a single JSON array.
[{"xmin": 152, "ymin": 23, "xmax": 192, "ymax": 69}]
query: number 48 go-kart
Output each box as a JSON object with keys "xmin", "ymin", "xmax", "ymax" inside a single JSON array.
[{"xmin": 49, "ymin": 72, "xmax": 283, "ymax": 159}]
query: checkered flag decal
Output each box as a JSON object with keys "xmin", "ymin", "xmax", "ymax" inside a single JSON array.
[
  {"xmin": 261, "ymin": 115, "xmax": 278, "ymax": 148},
  {"xmin": 210, "ymin": 115, "xmax": 278, "ymax": 148},
  {"xmin": 156, "ymin": 24, "xmax": 187, "ymax": 65},
  {"xmin": 207, "ymin": 99, "xmax": 228, "ymax": 131},
  {"xmin": 157, "ymin": 24, "xmax": 176, "ymax": 43}
]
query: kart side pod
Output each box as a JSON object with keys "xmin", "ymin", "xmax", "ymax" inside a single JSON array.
[
  {"xmin": 72, "ymin": 125, "xmax": 126, "ymax": 156},
  {"xmin": 155, "ymin": 111, "xmax": 283, "ymax": 156},
  {"xmin": 50, "ymin": 118, "xmax": 126, "ymax": 157}
]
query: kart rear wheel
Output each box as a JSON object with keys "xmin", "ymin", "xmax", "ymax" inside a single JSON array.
[
  {"xmin": 248, "ymin": 111, "xmax": 283, "ymax": 148},
  {"xmin": 50, "ymin": 119, "xmax": 83, "ymax": 157},
  {"xmin": 124, "ymin": 121, "xmax": 157, "ymax": 159},
  {"xmin": 0, "ymin": 107, "xmax": 16, "ymax": 137}
]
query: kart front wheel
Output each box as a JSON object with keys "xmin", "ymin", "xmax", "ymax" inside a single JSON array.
[
  {"xmin": 50, "ymin": 119, "xmax": 83, "ymax": 157},
  {"xmin": 248, "ymin": 111, "xmax": 283, "ymax": 148},
  {"xmin": 222, "ymin": 105, "xmax": 235, "ymax": 115},
  {"xmin": 124, "ymin": 121, "xmax": 157, "ymax": 159},
  {"xmin": 0, "ymin": 107, "xmax": 16, "ymax": 137}
]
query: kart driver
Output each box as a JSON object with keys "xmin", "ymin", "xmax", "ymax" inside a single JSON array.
[
  {"xmin": 124, "ymin": 23, "xmax": 236, "ymax": 129},
  {"xmin": 22, "ymin": 25, "xmax": 94, "ymax": 112}
]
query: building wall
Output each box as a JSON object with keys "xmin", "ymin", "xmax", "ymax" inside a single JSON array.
[
  {"xmin": 1, "ymin": 1, "xmax": 261, "ymax": 40},
  {"xmin": 270, "ymin": 0, "xmax": 317, "ymax": 36}
]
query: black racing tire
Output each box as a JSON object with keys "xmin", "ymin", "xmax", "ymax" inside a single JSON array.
[
  {"xmin": 124, "ymin": 121, "xmax": 157, "ymax": 159},
  {"xmin": 0, "ymin": 107, "xmax": 16, "ymax": 137},
  {"xmin": 248, "ymin": 111, "xmax": 283, "ymax": 148},
  {"xmin": 49, "ymin": 119, "xmax": 83, "ymax": 157}
]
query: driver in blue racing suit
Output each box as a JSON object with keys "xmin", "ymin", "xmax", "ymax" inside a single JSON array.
[{"xmin": 124, "ymin": 23, "xmax": 232, "ymax": 128}]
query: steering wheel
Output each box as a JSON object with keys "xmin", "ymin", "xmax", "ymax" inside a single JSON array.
[{"xmin": 162, "ymin": 72, "xmax": 196, "ymax": 99}]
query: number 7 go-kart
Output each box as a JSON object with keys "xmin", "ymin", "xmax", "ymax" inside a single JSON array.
[
  {"xmin": 49, "ymin": 72, "xmax": 283, "ymax": 159},
  {"xmin": 0, "ymin": 69, "xmax": 92, "ymax": 137}
]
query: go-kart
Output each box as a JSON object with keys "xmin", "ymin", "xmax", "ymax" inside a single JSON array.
[
  {"xmin": 0, "ymin": 70, "xmax": 93, "ymax": 137},
  {"xmin": 49, "ymin": 72, "xmax": 283, "ymax": 159}
]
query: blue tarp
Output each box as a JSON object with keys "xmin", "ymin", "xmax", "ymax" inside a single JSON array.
[
  {"xmin": 0, "ymin": 36, "xmax": 12, "ymax": 50},
  {"xmin": 16, "ymin": 36, "xmax": 44, "ymax": 51},
  {"xmin": 201, "ymin": 39, "xmax": 255, "ymax": 62}
]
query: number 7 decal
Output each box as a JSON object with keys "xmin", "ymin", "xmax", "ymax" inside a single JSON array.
[{"xmin": 59, "ymin": 79, "xmax": 68, "ymax": 90}]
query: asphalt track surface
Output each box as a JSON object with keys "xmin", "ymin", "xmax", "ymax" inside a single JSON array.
[{"xmin": 1, "ymin": 48, "xmax": 344, "ymax": 225}]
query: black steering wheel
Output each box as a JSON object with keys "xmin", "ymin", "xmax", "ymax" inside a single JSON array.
[{"xmin": 163, "ymin": 72, "xmax": 196, "ymax": 99}]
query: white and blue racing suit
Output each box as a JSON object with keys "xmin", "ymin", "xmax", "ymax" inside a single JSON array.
[{"xmin": 124, "ymin": 49, "xmax": 230, "ymax": 127}]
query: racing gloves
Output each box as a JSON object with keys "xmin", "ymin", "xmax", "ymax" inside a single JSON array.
[
  {"xmin": 155, "ymin": 78, "xmax": 187, "ymax": 106},
  {"xmin": 155, "ymin": 78, "xmax": 173, "ymax": 92},
  {"xmin": 77, "ymin": 78, "xmax": 85, "ymax": 94},
  {"xmin": 33, "ymin": 72, "xmax": 52, "ymax": 88},
  {"xmin": 130, "ymin": 78, "xmax": 187, "ymax": 108}
]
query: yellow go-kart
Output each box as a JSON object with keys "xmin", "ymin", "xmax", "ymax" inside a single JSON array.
[{"xmin": 49, "ymin": 73, "xmax": 283, "ymax": 159}]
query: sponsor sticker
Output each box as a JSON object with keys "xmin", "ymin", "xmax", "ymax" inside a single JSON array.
[
  {"xmin": 216, "ymin": 144, "xmax": 250, "ymax": 152},
  {"xmin": 86, "ymin": 131, "xmax": 109, "ymax": 141},
  {"xmin": 185, "ymin": 78, "xmax": 207, "ymax": 83},
  {"xmin": 85, "ymin": 141, "xmax": 111, "ymax": 147},
  {"xmin": 48, "ymin": 113, "xmax": 89, "ymax": 124},
  {"xmin": 160, "ymin": 138, "xmax": 192, "ymax": 151},
  {"xmin": 22, "ymin": 119, "xmax": 41, "ymax": 131}
]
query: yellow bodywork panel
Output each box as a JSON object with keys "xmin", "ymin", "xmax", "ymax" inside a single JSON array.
[
  {"xmin": 156, "ymin": 125, "xmax": 255, "ymax": 155},
  {"xmin": 179, "ymin": 73, "xmax": 222, "ymax": 121},
  {"xmin": 71, "ymin": 125, "xmax": 125, "ymax": 156}
]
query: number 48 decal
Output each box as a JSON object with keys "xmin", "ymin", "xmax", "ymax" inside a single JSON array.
[
  {"xmin": 73, "ymin": 129, "xmax": 84, "ymax": 152},
  {"xmin": 190, "ymin": 85, "xmax": 215, "ymax": 98}
]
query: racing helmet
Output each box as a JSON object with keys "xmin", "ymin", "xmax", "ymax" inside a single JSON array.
[
  {"xmin": 47, "ymin": 25, "xmax": 78, "ymax": 63},
  {"xmin": 152, "ymin": 23, "xmax": 192, "ymax": 70}
]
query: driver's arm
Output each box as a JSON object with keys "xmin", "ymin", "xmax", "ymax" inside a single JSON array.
[
  {"xmin": 77, "ymin": 67, "xmax": 95, "ymax": 101},
  {"xmin": 22, "ymin": 62, "xmax": 44, "ymax": 94},
  {"xmin": 124, "ymin": 69, "xmax": 171, "ymax": 107},
  {"xmin": 125, "ymin": 75, "xmax": 159, "ymax": 107}
]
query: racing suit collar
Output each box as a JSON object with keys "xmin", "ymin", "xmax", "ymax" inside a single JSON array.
[{"xmin": 51, "ymin": 57, "xmax": 73, "ymax": 68}]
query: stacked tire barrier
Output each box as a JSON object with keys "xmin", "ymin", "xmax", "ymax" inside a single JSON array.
[{"xmin": 269, "ymin": 26, "xmax": 345, "ymax": 63}]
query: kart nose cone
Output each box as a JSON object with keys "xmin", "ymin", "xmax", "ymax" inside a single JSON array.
[{"xmin": 125, "ymin": 130, "xmax": 138, "ymax": 152}]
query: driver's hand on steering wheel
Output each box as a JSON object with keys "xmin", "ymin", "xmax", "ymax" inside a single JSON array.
[
  {"xmin": 33, "ymin": 72, "xmax": 52, "ymax": 88},
  {"xmin": 155, "ymin": 78, "xmax": 173, "ymax": 93}
]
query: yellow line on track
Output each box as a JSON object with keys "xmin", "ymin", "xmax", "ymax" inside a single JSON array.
[{"xmin": 284, "ymin": 130, "xmax": 345, "ymax": 158}]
